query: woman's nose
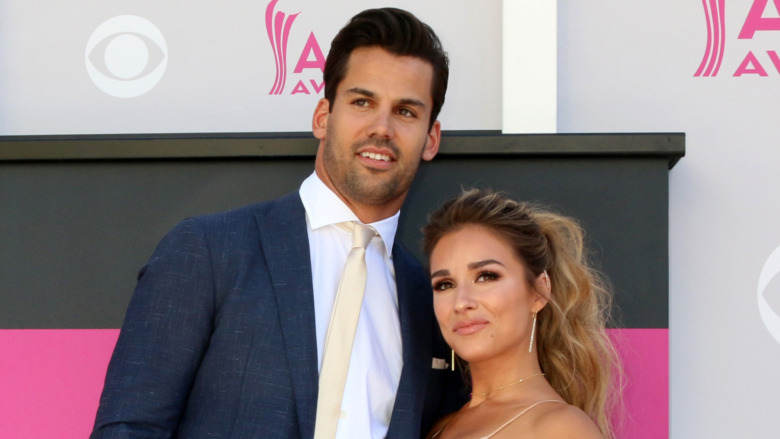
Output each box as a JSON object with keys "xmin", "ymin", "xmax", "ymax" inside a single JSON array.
[{"xmin": 453, "ymin": 285, "xmax": 477, "ymax": 312}]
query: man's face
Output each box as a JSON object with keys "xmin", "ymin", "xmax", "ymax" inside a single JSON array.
[{"xmin": 313, "ymin": 46, "xmax": 441, "ymax": 221}]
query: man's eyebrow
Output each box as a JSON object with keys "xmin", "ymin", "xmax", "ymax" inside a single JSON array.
[
  {"xmin": 345, "ymin": 87, "xmax": 374, "ymax": 98},
  {"xmin": 345, "ymin": 87, "xmax": 426, "ymax": 109},
  {"xmin": 397, "ymin": 97, "xmax": 426, "ymax": 109}
]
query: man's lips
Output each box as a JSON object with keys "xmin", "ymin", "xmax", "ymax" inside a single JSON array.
[
  {"xmin": 356, "ymin": 147, "xmax": 396, "ymax": 169},
  {"xmin": 359, "ymin": 150, "xmax": 393, "ymax": 162},
  {"xmin": 452, "ymin": 319, "xmax": 489, "ymax": 335},
  {"xmin": 354, "ymin": 138, "xmax": 398, "ymax": 163}
]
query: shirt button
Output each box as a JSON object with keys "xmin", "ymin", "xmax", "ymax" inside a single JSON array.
[{"xmin": 339, "ymin": 410, "xmax": 347, "ymax": 419}]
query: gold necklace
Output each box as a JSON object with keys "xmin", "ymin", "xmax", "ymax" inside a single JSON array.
[{"xmin": 473, "ymin": 372, "xmax": 545, "ymax": 398}]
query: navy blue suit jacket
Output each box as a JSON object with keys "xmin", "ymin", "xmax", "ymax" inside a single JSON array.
[{"xmin": 92, "ymin": 192, "xmax": 459, "ymax": 438}]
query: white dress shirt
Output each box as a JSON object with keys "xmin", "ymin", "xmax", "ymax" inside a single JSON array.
[{"xmin": 299, "ymin": 172, "xmax": 403, "ymax": 439}]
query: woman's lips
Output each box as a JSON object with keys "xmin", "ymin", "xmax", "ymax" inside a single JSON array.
[{"xmin": 452, "ymin": 319, "xmax": 489, "ymax": 335}]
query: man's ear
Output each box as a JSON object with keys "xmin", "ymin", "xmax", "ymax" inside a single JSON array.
[
  {"xmin": 422, "ymin": 120, "xmax": 441, "ymax": 161},
  {"xmin": 312, "ymin": 98, "xmax": 330, "ymax": 140}
]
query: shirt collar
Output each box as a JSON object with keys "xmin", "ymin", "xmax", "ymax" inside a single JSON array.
[{"xmin": 299, "ymin": 172, "xmax": 398, "ymax": 256}]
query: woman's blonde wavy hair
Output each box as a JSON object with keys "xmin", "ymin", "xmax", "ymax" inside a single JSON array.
[{"xmin": 422, "ymin": 188, "xmax": 623, "ymax": 438}]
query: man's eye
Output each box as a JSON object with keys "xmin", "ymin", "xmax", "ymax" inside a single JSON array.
[
  {"xmin": 353, "ymin": 99, "xmax": 370, "ymax": 107},
  {"xmin": 397, "ymin": 108, "xmax": 415, "ymax": 117}
]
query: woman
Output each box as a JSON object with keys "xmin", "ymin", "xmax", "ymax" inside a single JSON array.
[{"xmin": 423, "ymin": 189, "xmax": 621, "ymax": 439}]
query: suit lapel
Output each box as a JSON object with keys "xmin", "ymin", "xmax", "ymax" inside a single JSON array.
[
  {"xmin": 255, "ymin": 194, "xmax": 434, "ymax": 438},
  {"xmin": 255, "ymin": 193, "xmax": 318, "ymax": 439},
  {"xmin": 387, "ymin": 245, "xmax": 432, "ymax": 439}
]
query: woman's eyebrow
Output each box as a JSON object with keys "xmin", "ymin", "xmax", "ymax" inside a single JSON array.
[
  {"xmin": 430, "ymin": 268, "xmax": 450, "ymax": 279},
  {"xmin": 468, "ymin": 259, "xmax": 504, "ymax": 270},
  {"xmin": 430, "ymin": 259, "xmax": 505, "ymax": 279}
]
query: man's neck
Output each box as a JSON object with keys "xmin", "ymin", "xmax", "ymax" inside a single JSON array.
[{"xmin": 314, "ymin": 169, "xmax": 404, "ymax": 224}]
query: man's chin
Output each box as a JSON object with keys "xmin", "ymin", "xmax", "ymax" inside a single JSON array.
[{"xmin": 349, "ymin": 185, "xmax": 403, "ymax": 207}]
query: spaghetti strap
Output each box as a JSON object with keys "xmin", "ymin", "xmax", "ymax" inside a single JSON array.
[
  {"xmin": 429, "ymin": 416, "xmax": 450, "ymax": 439},
  {"xmin": 481, "ymin": 400, "xmax": 565, "ymax": 439},
  {"xmin": 429, "ymin": 399, "xmax": 564, "ymax": 439}
]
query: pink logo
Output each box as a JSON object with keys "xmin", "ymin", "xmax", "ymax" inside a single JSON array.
[
  {"xmin": 739, "ymin": 0, "xmax": 780, "ymax": 38},
  {"xmin": 265, "ymin": 0, "xmax": 326, "ymax": 95},
  {"xmin": 694, "ymin": 0, "xmax": 725, "ymax": 77},
  {"xmin": 695, "ymin": 0, "xmax": 780, "ymax": 77},
  {"xmin": 266, "ymin": 0, "xmax": 299, "ymax": 95}
]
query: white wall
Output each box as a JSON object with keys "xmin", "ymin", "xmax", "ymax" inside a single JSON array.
[
  {"xmin": 0, "ymin": 0, "xmax": 502, "ymax": 134},
  {"xmin": 553, "ymin": 1, "xmax": 780, "ymax": 436}
]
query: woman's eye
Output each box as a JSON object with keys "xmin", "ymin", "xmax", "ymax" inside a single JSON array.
[
  {"xmin": 432, "ymin": 281, "xmax": 453, "ymax": 291},
  {"xmin": 476, "ymin": 271, "xmax": 499, "ymax": 282}
]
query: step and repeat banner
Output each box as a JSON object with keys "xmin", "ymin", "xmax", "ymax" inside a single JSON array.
[
  {"xmin": 555, "ymin": 1, "xmax": 780, "ymax": 438},
  {"xmin": 0, "ymin": 0, "xmax": 501, "ymax": 134},
  {"xmin": 5, "ymin": 0, "xmax": 779, "ymax": 438}
]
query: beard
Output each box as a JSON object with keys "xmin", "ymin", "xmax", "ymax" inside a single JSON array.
[{"xmin": 322, "ymin": 135, "xmax": 423, "ymax": 207}]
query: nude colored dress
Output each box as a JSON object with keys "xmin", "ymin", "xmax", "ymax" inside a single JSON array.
[{"xmin": 430, "ymin": 400, "xmax": 565, "ymax": 439}]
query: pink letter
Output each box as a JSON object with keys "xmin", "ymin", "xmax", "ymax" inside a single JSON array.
[
  {"xmin": 734, "ymin": 51, "xmax": 769, "ymax": 76},
  {"xmin": 738, "ymin": 0, "xmax": 780, "ymax": 39},
  {"xmin": 291, "ymin": 80, "xmax": 310, "ymax": 94},
  {"xmin": 767, "ymin": 50, "xmax": 780, "ymax": 73},
  {"xmin": 293, "ymin": 33, "xmax": 326, "ymax": 73},
  {"xmin": 309, "ymin": 80, "xmax": 325, "ymax": 94}
]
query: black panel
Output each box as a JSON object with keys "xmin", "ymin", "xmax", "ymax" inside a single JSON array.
[
  {"xmin": 0, "ymin": 132, "xmax": 684, "ymax": 165},
  {"xmin": 0, "ymin": 134, "xmax": 680, "ymax": 329},
  {"xmin": 401, "ymin": 157, "xmax": 669, "ymax": 329},
  {"xmin": 0, "ymin": 159, "xmax": 313, "ymax": 328}
]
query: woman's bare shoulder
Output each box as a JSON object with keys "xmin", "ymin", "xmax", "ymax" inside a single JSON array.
[
  {"xmin": 425, "ymin": 412, "xmax": 458, "ymax": 439},
  {"xmin": 532, "ymin": 402, "xmax": 604, "ymax": 439}
]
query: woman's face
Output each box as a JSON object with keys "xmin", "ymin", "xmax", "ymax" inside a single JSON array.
[{"xmin": 429, "ymin": 224, "xmax": 545, "ymax": 365}]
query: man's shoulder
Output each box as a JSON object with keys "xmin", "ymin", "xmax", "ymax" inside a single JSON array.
[
  {"xmin": 160, "ymin": 192, "xmax": 304, "ymax": 249},
  {"xmin": 152, "ymin": 192, "xmax": 306, "ymax": 264},
  {"xmin": 193, "ymin": 191, "xmax": 303, "ymax": 227}
]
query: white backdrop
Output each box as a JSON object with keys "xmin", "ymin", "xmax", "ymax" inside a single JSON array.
[
  {"xmin": 0, "ymin": 0, "xmax": 501, "ymax": 134},
  {"xmin": 4, "ymin": 0, "xmax": 780, "ymax": 437},
  {"xmin": 552, "ymin": 1, "xmax": 780, "ymax": 437}
]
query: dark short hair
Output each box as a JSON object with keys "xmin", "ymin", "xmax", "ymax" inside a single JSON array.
[{"xmin": 324, "ymin": 8, "xmax": 449, "ymax": 129}]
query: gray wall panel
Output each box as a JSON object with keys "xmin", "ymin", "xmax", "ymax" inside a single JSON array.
[{"xmin": 0, "ymin": 134, "xmax": 681, "ymax": 329}]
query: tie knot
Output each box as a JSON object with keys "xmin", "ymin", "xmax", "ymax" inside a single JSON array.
[{"xmin": 345, "ymin": 222, "xmax": 375, "ymax": 249}]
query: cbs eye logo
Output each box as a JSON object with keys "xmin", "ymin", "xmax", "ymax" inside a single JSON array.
[
  {"xmin": 759, "ymin": 245, "xmax": 780, "ymax": 346},
  {"xmin": 85, "ymin": 15, "xmax": 168, "ymax": 98}
]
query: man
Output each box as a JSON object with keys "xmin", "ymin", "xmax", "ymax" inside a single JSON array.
[{"xmin": 92, "ymin": 7, "xmax": 461, "ymax": 439}]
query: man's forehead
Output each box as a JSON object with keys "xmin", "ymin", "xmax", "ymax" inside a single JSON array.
[{"xmin": 338, "ymin": 48, "xmax": 434, "ymax": 102}]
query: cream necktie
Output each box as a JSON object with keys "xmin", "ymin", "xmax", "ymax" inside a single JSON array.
[{"xmin": 313, "ymin": 222, "xmax": 376, "ymax": 439}]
